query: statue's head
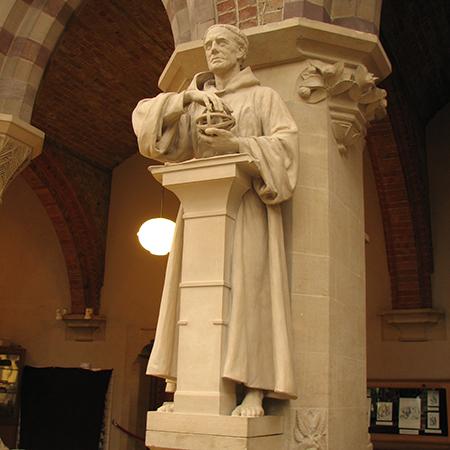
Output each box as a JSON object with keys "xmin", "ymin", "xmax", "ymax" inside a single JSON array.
[{"xmin": 203, "ymin": 24, "xmax": 249, "ymax": 74}]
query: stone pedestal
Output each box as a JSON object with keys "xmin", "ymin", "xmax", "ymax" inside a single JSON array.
[
  {"xmin": 147, "ymin": 154, "xmax": 282, "ymax": 448},
  {"xmin": 156, "ymin": 18, "xmax": 391, "ymax": 450},
  {"xmin": 0, "ymin": 114, "xmax": 44, "ymax": 202},
  {"xmin": 147, "ymin": 412, "xmax": 283, "ymax": 449}
]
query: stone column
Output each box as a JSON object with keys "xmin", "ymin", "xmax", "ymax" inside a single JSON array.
[
  {"xmin": 156, "ymin": 18, "xmax": 390, "ymax": 450},
  {"xmin": 0, "ymin": 114, "xmax": 44, "ymax": 203}
]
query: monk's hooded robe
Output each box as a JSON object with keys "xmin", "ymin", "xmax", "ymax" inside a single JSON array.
[{"xmin": 132, "ymin": 66, "xmax": 298, "ymax": 399}]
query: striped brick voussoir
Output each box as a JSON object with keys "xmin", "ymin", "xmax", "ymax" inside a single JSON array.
[{"xmin": 0, "ymin": 0, "xmax": 79, "ymax": 65}]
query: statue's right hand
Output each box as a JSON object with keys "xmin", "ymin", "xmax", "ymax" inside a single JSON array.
[{"xmin": 184, "ymin": 90, "xmax": 230, "ymax": 113}]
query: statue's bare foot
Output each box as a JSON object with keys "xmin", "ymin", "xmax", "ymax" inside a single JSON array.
[
  {"xmin": 232, "ymin": 389, "xmax": 264, "ymax": 417},
  {"xmin": 157, "ymin": 402, "xmax": 174, "ymax": 412}
]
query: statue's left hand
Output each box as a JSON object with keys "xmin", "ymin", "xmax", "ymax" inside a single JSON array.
[{"xmin": 198, "ymin": 128, "xmax": 239, "ymax": 156}]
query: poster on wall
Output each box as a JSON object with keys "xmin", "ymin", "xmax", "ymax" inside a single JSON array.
[
  {"xmin": 376, "ymin": 401, "xmax": 393, "ymax": 425},
  {"xmin": 428, "ymin": 390, "xmax": 440, "ymax": 410},
  {"xmin": 399, "ymin": 397, "xmax": 421, "ymax": 430},
  {"xmin": 427, "ymin": 411, "xmax": 440, "ymax": 430},
  {"xmin": 368, "ymin": 384, "xmax": 449, "ymax": 438}
]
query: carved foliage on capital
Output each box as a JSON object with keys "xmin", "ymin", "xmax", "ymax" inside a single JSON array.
[
  {"xmin": 297, "ymin": 60, "xmax": 387, "ymax": 153},
  {"xmin": 297, "ymin": 60, "xmax": 387, "ymax": 121},
  {"xmin": 0, "ymin": 135, "xmax": 33, "ymax": 201},
  {"xmin": 293, "ymin": 408, "xmax": 327, "ymax": 450}
]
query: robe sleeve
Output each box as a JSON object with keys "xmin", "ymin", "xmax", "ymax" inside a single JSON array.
[
  {"xmin": 237, "ymin": 87, "xmax": 298, "ymax": 205},
  {"xmin": 131, "ymin": 92, "xmax": 194, "ymax": 162}
]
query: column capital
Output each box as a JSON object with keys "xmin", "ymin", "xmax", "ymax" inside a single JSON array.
[
  {"xmin": 297, "ymin": 60, "xmax": 387, "ymax": 153},
  {"xmin": 158, "ymin": 18, "xmax": 391, "ymax": 93},
  {"xmin": 0, "ymin": 114, "xmax": 44, "ymax": 202}
]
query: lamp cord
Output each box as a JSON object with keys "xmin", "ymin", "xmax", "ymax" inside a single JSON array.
[{"xmin": 160, "ymin": 184, "xmax": 164, "ymax": 218}]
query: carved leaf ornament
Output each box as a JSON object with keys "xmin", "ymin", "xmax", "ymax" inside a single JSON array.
[
  {"xmin": 0, "ymin": 135, "xmax": 33, "ymax": 202},
  {"xmin": 297, "ymin": 60, "xmax": 387, "ymax": 121},
  {"xmin": 294, "ymin": 409, "xmax": 327, "ymax": 450}
]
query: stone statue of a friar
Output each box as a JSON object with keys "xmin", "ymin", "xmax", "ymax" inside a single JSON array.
[{"xmin": 132, "ymin": 24, "xmax": 298, "ymax": 417}]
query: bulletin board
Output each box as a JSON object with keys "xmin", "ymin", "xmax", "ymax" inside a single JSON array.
[{"xmin": 368, "ymin": 380, "xmax": 450, "ymax": 447}]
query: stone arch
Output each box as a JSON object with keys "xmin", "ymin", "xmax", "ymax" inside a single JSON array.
[
  {"xmin": 0, "ymin": 0, "xmax": 218, "ymax": 117},
  {"xmin": 0, "ymin": 0, "xmax": 84, "ymax": 122},
  {"xmin": 367, "ymin": 117, "xmax": 432, "ymax": 309}
]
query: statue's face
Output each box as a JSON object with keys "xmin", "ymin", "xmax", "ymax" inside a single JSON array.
[{"xmin": 204, "ymin": 27, "xmax": 244, "ymax": 75}]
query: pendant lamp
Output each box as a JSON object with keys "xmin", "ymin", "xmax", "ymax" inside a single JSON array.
[{"xmin": 137, "ymin": 186, "xmax": 175, "ymax": 256}]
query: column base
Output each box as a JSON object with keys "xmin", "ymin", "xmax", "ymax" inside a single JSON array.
[{"xmin": 146, "ymin": 412, "xmax": 283, "ymax": 450}]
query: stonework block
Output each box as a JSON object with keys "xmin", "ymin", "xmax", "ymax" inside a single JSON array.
[
  {"xmin": 329, "ymin": 298, "xmax": 365, "ymax": 361},
  {"xmin": 237, "ymin": 0, "xmax": 256, "ymax": 9},
  {"xmin": 147, "ymin": 431, "xmax": 284, "ymax": 450},
  {"xmin": 291, "ymin": 252, "xmax": 330, "ymax": 297},
  {"xmin": 26, "ymin": 10, "xmax": 54, "ymax": 44},
  {"xmin": 0, "ymin": 29, "xmax": 14, "ymax": 55},
  {"xmin": 297, "ymin": 134, "xmax": 329, "ymax": 190},
  {"xmin": 333, "ymin": 262, "xmax": 365, "ymax": 311},
  {"xmin": 176, "ymin": 8, "xmax": 191, "ymax": 40},
  {"xmin": 329, "ymin": 353, "xmax": 365, "ymax": 409},
  {"xmin": 1, "ymin": 1, "xmax": 28, "ymax": 34},
  {"xmin": 218, "ymin": 10, "xmax": 237, "ymax": 24},
  {"xmin": 291, "ymin": 350, "xmax": 330, "ymax": 408},
  {"xmin": 239, "ymin": 5, "xmax": 257, "ymax": 21},
  {"xmin": 291, "ymin": 185, "xmax": 329, "ymax": 255},
  {"xmin": 4, "ymin": 58, "xmax": 34, "ymax": 83},
  {"xmin": 42, "ymin": 0, "xmax": 69, "ymax": 18},
  {"xmin": 262, "ymin": 10, "xmax": 282, "ymax": 24},
  {"xmin": 240, "ymin": 18, "xmax": 258, "ymax": 29},
  {"xmin": 217, "ymin": 0, "xmax": 236, "ymax": 14},
  {"xmin": 41, "ymin": 17, "xmax": 64, "ymax": 49},
  {"xmin": 328, "ymin": 406, "xmax": 367, "ymax": 450},
  {"xmin": 291, "ymin": 293, "xmax": 330, "ymax": 354},
  {"xmin": 267, "ymin": 0, "xmax": 284, "ymax": 10},
  {"xmin": 191, "ymin": 0, "xmax": 216, "ymax": 23},
  {"xmin": 0, "ymin": 0, "xmax": 16, "ymax": 26}
]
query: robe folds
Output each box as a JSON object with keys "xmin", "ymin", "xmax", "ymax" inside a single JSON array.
[{"xmin": 132, "ymin": 67, "xmax": 299, "ymax": 399}]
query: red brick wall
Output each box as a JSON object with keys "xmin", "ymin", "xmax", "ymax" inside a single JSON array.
[
  {"xmin": 367, "ymin": 117, "xmax": 432, "ymax": 309},
  {"xmin": 22, "ymin": 139, "xmax": 111, "ymax": 314}
]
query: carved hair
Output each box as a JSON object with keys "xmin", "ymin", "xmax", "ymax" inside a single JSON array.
[{"xmin": 204, "ymin": 24, "xmax": 249, "ymax": 64}]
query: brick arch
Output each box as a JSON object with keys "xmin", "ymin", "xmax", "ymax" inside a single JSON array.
[
  {"xmin": 21, "ymin": 148, "xmax": 103, "ymax": 314},
  {"xmin": 0, "ymin": 0, "xmax": 85, "ymax": 122},
  {"xmin": 367, "ymin": 117, "xmax": 432, "ymax": 309}
]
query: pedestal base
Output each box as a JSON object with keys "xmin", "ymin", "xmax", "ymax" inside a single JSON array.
[{"xmin": 146, "ymin": 412, "xmax": 283, "ymax": 450}]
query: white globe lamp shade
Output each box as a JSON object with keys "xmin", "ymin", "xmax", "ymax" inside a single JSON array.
[{"xmin": 137, "ymin": 218, "xmax": 176, "ymax": 255}]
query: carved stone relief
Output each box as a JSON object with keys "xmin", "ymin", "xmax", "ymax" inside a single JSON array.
[
  {"xmin": 297, "ymin": 60, "xmax": 387, "ymax": 153},
  {"xmin": 293, "ymin": 408, "xmax": 327, "ymax": 450},
  {"xmin": 0, "ymin": 135, "xmax": 33, "ymax": 202}
]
